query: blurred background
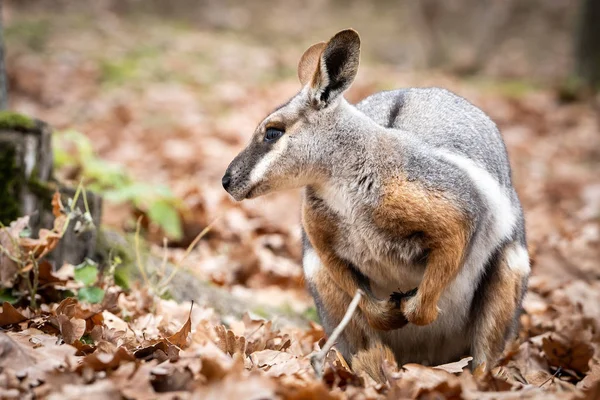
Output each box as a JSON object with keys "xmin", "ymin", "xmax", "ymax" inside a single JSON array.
[{"xmin": 3, "ymin": 0, "xmax": 599, "ymax": 314}]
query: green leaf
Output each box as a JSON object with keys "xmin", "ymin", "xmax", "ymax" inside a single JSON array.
[
  {"xmin": 113, "ymin": 266, "xmax": 130, "ymax": 290},
  {"xmin": 78, "ymin": 287, "xmax": 105, "ymax": 304},
  {"xmin": 80, "ymin": 334, "xmax": 95, "ymax": 345},
  {"xmin": 19, "ymin": 226, "xmax": 32, "ymax": 238},
  {"xmin": 147, "ymin": 199, "xmax": 182, "ymax": 240},
  {"xmin": 0, "ymin": 289, "xmax": 18, "ymax": 304},
  {"xmin": 74, "ymin": 259, "xmax": 98, "ymax": 286}
]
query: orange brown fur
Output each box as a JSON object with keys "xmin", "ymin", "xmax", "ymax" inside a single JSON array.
[
  {"xmin": 373, "ymin": 178, "xmax": 471, "ymax": 326},
  {"xmin": 471, "ymin": 249, "xmax": 527, "ymax": 369},
  {"xmin": 302, "ymin": 200, "xmax": 409, "ymax": 331},
  {"xmin": 311, "ymin": 265, "xmax": 398, "ymax": 382},
  {"xmin": 311, "ymin": 267, "xmax": 372, "ymax": 351},
  {"xmin": 351, "ymin": 343, "xmax": 397, "ymax": 383}
]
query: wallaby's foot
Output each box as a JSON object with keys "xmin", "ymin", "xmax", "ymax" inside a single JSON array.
[{"xmin": 351, "ymin": 343, "xmax": 397, "ymax": 383}]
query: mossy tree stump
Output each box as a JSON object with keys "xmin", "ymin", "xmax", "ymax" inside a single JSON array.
[{"xmin": 0, "ymin": 111, "xmax": 102, "ymax": 268}]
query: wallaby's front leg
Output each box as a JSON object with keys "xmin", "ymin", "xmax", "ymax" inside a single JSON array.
[
  {"xmin": 323, "ymin": 251, "xmax": 411, "ymax": 330},
  {"xmin": 302, "ymin": 203, "xmax": 408, "ymax": 331},
  {"xmin": 400, "ymin": 244, "xmax": 464, "ymax": 325},
  {"xmin": 374, "ymin": 179, "xmax": 471, "ymax": 327}
]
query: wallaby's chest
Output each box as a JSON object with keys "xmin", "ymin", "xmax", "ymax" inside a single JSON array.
[
  {"xmin": 334, "ymin": 212, "xmax": 425, "ymax": 297},
  {"xmin": 303, "ymin": 188, "xmax": 426, "ymax": 298}
]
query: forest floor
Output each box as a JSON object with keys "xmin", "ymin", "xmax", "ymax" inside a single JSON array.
[{"xmin": 1, "ymin": 7, "xmax": 600, "ymax": 399}]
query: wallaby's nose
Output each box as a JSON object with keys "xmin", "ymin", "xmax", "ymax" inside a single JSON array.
[{"xmin": 222, "ymin": 172, "xmax": 232, "ymax": 191}]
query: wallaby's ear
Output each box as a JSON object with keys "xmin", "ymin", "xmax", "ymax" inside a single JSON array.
[
  {"xmin": 310, "ymin": 29, "xmax": 361, "ymax": 107},
  {"xmin": 298, "ymin": 42, "xmax": 326, "ymax": 86}
]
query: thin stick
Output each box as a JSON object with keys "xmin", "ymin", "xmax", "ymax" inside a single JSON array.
[
  {"xmin": 134, "ymin": 216, "xmax": 150, "ymax": 287},
  {"xmin": 159, "ymin": 216, "xmax": 220, "ymax": 289},
  {"xmin": 311, "ymin": 289, "xmax": 363, "ymax": 378}
]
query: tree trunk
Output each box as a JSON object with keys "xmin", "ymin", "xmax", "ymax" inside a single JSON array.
[
  {"xmin": 575, "ymin": 0, "xmax": 600, "ymax": 89},
  {"xmin": 0, "ymin": 113, "xmax": 103, "ymax": 268}
]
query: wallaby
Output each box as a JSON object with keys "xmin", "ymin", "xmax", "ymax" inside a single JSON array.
[{"xmin": 222, "ymin": 29, "xmax": 529, "ymax": 382}]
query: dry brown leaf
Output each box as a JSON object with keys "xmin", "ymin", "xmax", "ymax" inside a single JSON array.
[
  {"xmin": 0, "ymin": 331, "xmax": 36, "ymax": 370},
  {"xmin": 0, "ymin": 302, "xmax": 28, "ymax": 326},
  {"xmin": 51, "ymin": 191, "xmax": 63, "ymax": 218},
  {"xmin": 57, "ymin": 314, "xmax": 86, "ymax": 344},
  {"xmin": 275, "ymin": 380, "xmax": 340, "ymax": 400},
  {"xmin": 542, "ymin": 334, "xmax": 594, "ymax": 375},
  {"xmin": 251, "ymin": 349, "xmax": 304, "ymax": 377},
  {"xmin": 134, "ymin": 340, "xmax": 181, "ymax": 363},
  {"xmin": 46, "ymin": 379, "xmax": 121, "ymax": 400},
  {"xmin": 192, "ymin": 369, "xmax": 277, "ymax": 400},
  {"xmin": 110, "ymin": 361, "xmax": 159, "ymax": 399},
  {"xmin": 0, "ymin": 216, "xmax": 29, "ymax": 287},
  {"xmin": 19, "ymin": 229, "xmax": 62, "ymax": 258},
  {"xmin": 390, "ymin": 364, "xmax": 462, "ymax": 399},
  {"xmin": 578, "ymin": 363, "xmax": 600, "ymax": 392},
  {"xmin": 55, "ymin": 297, "xmax": 99, "ymax": 321},
  {"xmin": 215, "ymin": 325, "xmax": 247, "ymax": 356},
  {"xmin": 37, "ymin": 260, "xmax": 68, "ymax": 286},
  {"xmin": 7, "ymin": 328, "xmax": 78, "ymax": 385},
  {"xmin": 434, "ymin": 356, "xmax": 473, "ymax": 374},
  {"xmin": 150, "ymin": 363, "xmax": 194, "ymax": 393},
  {"xmin": 166, "ymin": 302, "xmax": 193, "ymax": 349},
  {"xmin": 76, "ymin": 346, "xmax": 136, "ymax": 372}
]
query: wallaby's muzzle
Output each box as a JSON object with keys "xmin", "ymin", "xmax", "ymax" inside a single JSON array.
[
  {"xmin": 221, "ymin": 160, "xmax": 249, "ymax": 201},
  {"xmin": 221, "ymin": 172, "xmax": 232, "ymax": 191},
  {"xmin": 222, "ymin": 142, "xmax": 269, "ymax": 201}
]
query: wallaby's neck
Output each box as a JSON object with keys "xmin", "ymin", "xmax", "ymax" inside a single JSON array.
[{"xmin": 309, "ymin": 98, "xmax": 389, "ymax": 200}]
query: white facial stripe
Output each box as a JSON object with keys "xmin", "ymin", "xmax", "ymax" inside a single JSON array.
[
  {"xmin": 302, "ymin": 247, "xmax": 322, "ymax": 281},
  {"xmin": 437, "ymin": 151, "xmax": 517, "ymax": 244},
  {"xmin": 505, "ymin": 243, "xmax": 530, "ymax": 276},
  {"xmin": 249, "ymin": 137, "xmax": 288, "ymax": 185}
]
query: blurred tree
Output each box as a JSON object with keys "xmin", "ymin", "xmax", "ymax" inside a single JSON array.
[
  {"xmin": 0, "ymin": 0, "xmax": 6, "ymax": 109},
  {"xmin": 575, "ymin": 0, "xmax": 600, "ymax": 90}
]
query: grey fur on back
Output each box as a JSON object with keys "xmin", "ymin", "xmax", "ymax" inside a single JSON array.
[{"xmin": 357, "ymin": 88, "xmax": 512, "ymax": 188}]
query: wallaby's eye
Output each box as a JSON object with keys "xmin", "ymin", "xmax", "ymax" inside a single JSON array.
[{"xmin": 264, "ymin": 127, "xmax": 284, "ymax": 143}]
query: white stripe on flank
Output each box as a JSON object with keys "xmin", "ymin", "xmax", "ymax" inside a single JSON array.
[
  {"xmin": 437, "ymin": 151, "xmax": 517, "ymax": 244},
  {"xmin": 302, "ymin": 248, "xmax": 322, "ymax": 281}
]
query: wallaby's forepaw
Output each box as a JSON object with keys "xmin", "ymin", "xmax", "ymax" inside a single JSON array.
[
  {"xmin": 400, "ymin": 293, "xmax": 440, "ymax": 326},
  {"xmin": 366, "ymin": 301, "xmax": 408, "ymax": 331},
  {"xmin": 364, "ymin": 288, "xmax": 417, "ymax": 331},
  {"xmin": 389, "ymin": 287, "xmax": 418, "ymax": 307}
]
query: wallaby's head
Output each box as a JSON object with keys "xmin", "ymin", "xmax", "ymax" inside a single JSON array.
[{"xmin": 222, "ymin": 29, "xmax": 361, "ymax": 201}]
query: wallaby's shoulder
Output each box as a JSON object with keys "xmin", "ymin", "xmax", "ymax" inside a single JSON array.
[{"xmin": 356, "ymin": 87, "xmax": 512, "ymax": 188}]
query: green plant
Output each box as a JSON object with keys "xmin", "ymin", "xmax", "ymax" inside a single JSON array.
[
  {"xmin": 53, "ymin": 129, "xmax": 183, "ymax": 239},
  {"xmin": 74, "ymin": 258, "xmax": 105, "ymax": 303},
  {"xmin": 133, "ymin": 216, "xmax": 217, "ymax": 298}
]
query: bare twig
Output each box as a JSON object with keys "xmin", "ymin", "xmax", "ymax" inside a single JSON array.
[
  {"xmin": 539, "ymin": 366, "xmax": 563, "ymax": 388},
  {"xmin": 134, "ymin": 216, "xmax": 150, "ymax": 287},
  {"xmin": 311, "ymin": 289, "xmax": 363, "ymax": 379},
  {"xmin": 159, "ymin": 216, "xmax": 221, "ymax": 290}
]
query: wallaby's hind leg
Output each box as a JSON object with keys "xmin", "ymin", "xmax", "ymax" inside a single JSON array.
[
  {"xmin": 471, "ymin": 242, "xmax": 530, "ymax": 370},
  {"xmin": 351, "ymin": 343, "xmax": 397, "ymax": 383},
  {"xmin": 307, "ymin": 267, "xmax": 395, "ymax": 382}
]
